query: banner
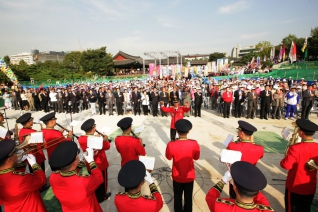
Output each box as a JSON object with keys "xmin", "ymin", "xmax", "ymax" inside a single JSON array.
[
  {"xmin": 212, "ymin": 61, "xmax": 216, "ymax": 72},
  {"xmin": 205, "ymin": 64, "xmax": 209, "ymax": 76},
  {"xmin": 148, "ymin": 63, "xmax": 155, "ymax": 77},
  {"xmin": 156, "ymin": 65, "xmax": 161, "ymax": 78},
  {"xmin": 217, "ymin": 58, "xmax": 223, "ymax": 72},
  {"xmin": 289, "ymin": 41, "xmax": 297, "ymax": 63},
  {"xmin": 0, "ymin": 58, "xmax": 18, "ymax": 84},
  {"xmin": 171, "ymin": 65, "xmax": 175, "ymax": 77},
  {"xmin": 224, "ymin": 58, "xmax": 229, "ymax": 69}
]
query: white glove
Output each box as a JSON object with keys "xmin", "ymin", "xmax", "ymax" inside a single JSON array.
[
  {"xmin": 83, "ymin": 148, "xmax": 94, "ymax": 163},
  {"xmin": 221, "ymin": 171, "xmax": 232, "ymax": 184},
  {"xmin": 20, "ymin": 154, "xmax": 28, "ymax": 162},
  {"xmin": 26, "ymin": 154, "xmax": 37, "ymax": 167},
  {"xmin": 144, "ymin": 170, "xmax": 154, "ymax": 184}
]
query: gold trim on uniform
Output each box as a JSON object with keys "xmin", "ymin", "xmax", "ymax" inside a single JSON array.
[
  {"xmin": 256, "ymin": 204, "xmax": 274, "ymax": 211},
  {"xmin": 89, "ymin": 161, "xmax": 98, "ymax": 170},
  {"xmin": 0, "ymin": 167, "xmax": 15, "ymax": 174},
  {"xmin": 149, "ymin": 183, "xmax": 159, "ymax": 194},
  {"xmin": 31, "ymin": 163, "xmax": 42, "ymax": 171},
  {"xmin": 213, "ymin": 181, "xmax": 224, "ymax": 193},
  {"xmin": 60, "ymin": 170, "xmax": 77, "ymax": 177},
  {"xmin": 216, "ymin": 198, "xmax": 234, "ymax": 205},
  {"xmin": 15, "ymin": 161, "xmax": 27, "ymax": 168},
  {"xmin": 235, "ymin": 199, "xmax": 256, "ymax": 210},
  {"xmin": 116, "ymin": 191, "xmax": 156, "ymax": 200}
]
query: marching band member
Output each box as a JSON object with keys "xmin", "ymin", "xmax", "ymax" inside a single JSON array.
[
  {"xmin": 166, "ymin": 119, "xmax": 200, "ymax": 212},
  {"xmin": 40, "ymin": 112, "xmax": 73, "ymax": 170},
  {"xmin": 160, "ymin": 99, "xmax": 190, "ymax": 141},
  {"xmin": 226, "ymin": 120, "xmax": 264, "ymax": 198},
  {"xmin": 49, "ymin": 142, "xmax": 103, "ymax": 212},
  {"xmin": 115, "ymin": 117, "xmax": 146, "ymax": 168},
  {"xmin": 115, "ymin": 160, "xmax": 163, "ymax": 212},
  {"xmin": 16, "ymin": 113, "xmax": 46, "ymax": 172},
  {"xmin": 78, "ymin": 118, "xmax": 111, "ymax": 202},
  {"xmin": 206, "ymin": 161, "xmax": 273, "ymax": 212},
  {"xmin": 0, "ymin": 139, "xmax": 47, "ymax": 212},
  {"xmin": 280, "ymin": 119, "xmax": 318, "ymax": 212}
]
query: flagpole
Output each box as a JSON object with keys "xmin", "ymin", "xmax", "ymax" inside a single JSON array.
[{"xmin": 296, "ymin": 72, "xmax": 299, "ymax": 81}]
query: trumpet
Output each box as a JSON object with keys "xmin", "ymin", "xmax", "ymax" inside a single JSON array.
[
  {"xmin": 131, "ymin": 131, "xmax": 145, "ymax": 147},
  {"xmin": 56, "ymin": 123, "xmax": 79, "ymax": 139},
  {"xmin": 95, "ymin": 129, "xmax": 112, "ymax": 142},
  {"xmin": 306, "ymin": 159, "xmax": 318, "ymax": 171},
  {"xmin": 284, "ymin": 122, "xmax": 299, "ymax": 155}
]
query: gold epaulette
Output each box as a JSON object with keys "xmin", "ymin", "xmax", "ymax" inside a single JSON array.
[
  {"xmin": 13, "ymin": 171, "xmax": 27, "ymax": 176},
  {"xmin": 142, "ymin": 195, "xmax": 156, "ymax": 200},
  {"xmin": 256, "ymin": 204, "xmax": 274, "ymax": 211},
  {"xmin": 77, "ymin": 173, "xmax": 90, "ymax": 178},
  {"xmin": 117, "ymin": 192, "xmax": 127, "ymax": 196},
  {"xmin": 216, "ymin": 198, "xmax": 234, "ymax": 205}
]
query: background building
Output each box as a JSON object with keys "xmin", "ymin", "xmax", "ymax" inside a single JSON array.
[
  {"xmin": 231, "ymin": 45, "xmax": 259, "ymax": 58},
  {"xmin": 10, "ymin": 52, "xmax": 35, "ymax": 65},
  {"xmin": 10, "ymin": 49, "xmax": 66, "ymax": 65}
]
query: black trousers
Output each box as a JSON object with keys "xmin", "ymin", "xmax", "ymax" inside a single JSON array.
[
  {"xmin": 260, "ymin": 101, "xmax": 270, "ymax": 118},
  {"xmin": 284, "ymin": 187, "xmax": 314, "ymax": 212},
  {"xmin": 116, "ymin": 102, "xmax": 123, "ymax": 115},
  {"xmin": 194, "ymin": 102, "xmax": 201, "ymax": 116},
  {"xmin": 234, "ymin": 103, "xmax": 243, "ymax": 117},
  {"xmin": 95, "ymin": 169, "xmax": 108, "ymax": 203},
  {"xmin": 301, "ymin": 102, "xmax": 313, "ymax": 119},
  {"xmin": 99, "ymin": 103, "xmax": 105, "ymax": 114},
  {"xmin": 133, "ymin": 102, "xmax": 141, "ymax": 115},
  {"xmin": 41, "ymin": 101, "xmax": 49, "ymax": 112},
  {"xmin": 142, "ymin": 105, "xmax": 148, "ymax": 115},
  {"xmin": 173, "ymin": 180, "xmax": 194, "ymax": 212},
  {"xmin": 170, "ymin": 128, "xmax": 176, "ymax": 141},
  {"xmin": 152, "ymin": 101, "xmax": 158, "ymax": 116},
  {"xmin": 51, "ymin": 101, "xmax": 57, "ymax": 112},
  {"xmin": 247, "ymin": 105, "xmax": 256, "ymax": 118},
  {"xmin": 223, "ymin": 102, "xmax": 231, "ymax": 117},
  {"xmin": 71, "ymin": 102, "xmax": 77, "ymax": 113},
  {"xmin": 271, "ymin": 106, "xmax": 281, "ymax": 118}
]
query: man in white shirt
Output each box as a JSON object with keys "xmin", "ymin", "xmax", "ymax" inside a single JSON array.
[{"xmin": 49, "ymin": 89, "xmax": 58, "ymax": 112}]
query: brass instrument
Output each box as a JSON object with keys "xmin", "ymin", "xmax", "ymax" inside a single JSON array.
[
  {"xmin": 306, "ymin": 159, "xmax": 318, "ymax": 171},
  {"xmin": 131, "ymin": 131, "xmax": 145, "ymax": 147},
  {"xmin": 95, "ymin": 129, "xmax": 112, "ymax": 142},
  {"xmin": 56, "ymin": 123, "xmax": 79, "ymax": 139},
  {"xmin": 14, "ymin": 122, "xmax": 19, "ymax": 145},
  {"xmin": 283, "ymin": 122, "xmax": 300, "ymax": 155}
]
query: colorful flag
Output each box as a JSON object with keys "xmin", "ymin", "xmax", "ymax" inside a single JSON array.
[
  {"xmin": 270, "ymin": 46, "xmax": 275, "ymax": 59},
  {"xmin": 279, "ymin": 46, "xmax": 283, "ymax": 62},
  {"xmin": 256, "ymin": 56, "xmax": 261, "ymax": 66},
  {"xmin": 301, "ymin": 37, "xmax": 307, "ymax": 52},
  {"xmin": 304, "ymin": 46, "xmax": 308, "ymax": 61},
  {"xmin": 289, "ymin": 41, "xmax": 297, "ymax": 62},
  {"xmin": 282, "ymin": 45, "xmax": 286, "ymax": 61},
  {"xmin": 0, "ymin": 59, "xmax": 18, "ymax": 84}
]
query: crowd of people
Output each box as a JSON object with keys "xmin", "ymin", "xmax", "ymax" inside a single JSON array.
[{"xmin": 1, "ymin": 75, "xmax": 317, "ymax": 121}]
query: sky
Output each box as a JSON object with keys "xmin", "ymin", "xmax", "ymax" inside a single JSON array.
[{"xmin": 1, "ymin": 0, "xmax": 318, "ymax": 59}]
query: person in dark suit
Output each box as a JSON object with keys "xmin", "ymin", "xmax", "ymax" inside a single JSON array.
[
  {"xmin": 151, "ymin": 87, "xmax": 159, "ymax": 117},
  {"xmin": 69, "ymin": 88, "xmax": 78, "ymax": 113},
  {"xmin": 159, "ymin": 87, "xmax": 169, "ymax": 117},
  {"xmin": 40, "ymin": 89, "xmax": 49, "ymax": 112},
  {"xmin": 260, "ymin": 85, "xmax": 272, "ymax": 120},
  {"xmin": 170, "ymin": 87, "xmax": 180, "ymax": 105},
  {"xmin": 16, "ymin": 87, "xmax": 23, "ymax": 110},
  {"xmin": 194, "ymin": 87, "xmax": 203, "ymax": 117},
  {"xmin": 62, "ymin": 89, "xmax": 69, "ymax": 113},
  {"xmin": 97, "ymin": 88, "xmax": 106, "ymax": 115},
  {"xmin": 246, "ymin": 87, "xmax": 257, "ymax": 119},
  {"xmin": 234, "ymin": 85, "xmax": 246, "ymax": 118},
  {"xmin": 114, "ymin": 88, "xmax": 124, "ymax": 115},
  {"xmin": 131, "ymin": 87, "xmax": 141, "ymax": 116},
  {"xmin": 301, "ymin": 84, "xmax": 314, "ymax": 119}
]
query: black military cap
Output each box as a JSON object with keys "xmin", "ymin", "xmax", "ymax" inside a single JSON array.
[
  {"xmin": 296, "ymin": 119, "xmax": 318, "ymax": 135},
  {"xmin": 16, "ymin": 113, "xmax": 32, "ymax": 124},
  {"xmin": 173, "ymin": 99, "xmax": 180, "ymax": 103},
  {"xmin": 237, "ymin": 120, "xmax": 257, "ymax": 135},
  {"xmin": 0, "ymin": 139, "xmax": 16, "ymax": 161},
  {"xmin": 81, "ymin": 119, "xmax": 95, "ymax": 132},
  {"xmin": 175, "ymin": 119, "xmax": 192, "ymax": 134},
  {"xmin": 40, "ymin": 112, "xmax": 56, "ymax": 122},
  {"xmin": 118, "ymin": 160, "xmax": 145, "ymax": 188},
  {"xmin": 117, "ymin": 117, "xmax": 133, "ymax": 129},
  {"xmin": 231, "ymin": 161, "xmax": 267, "ymax": 191},
  {"xmin": 49, "ymin": 141, "xmax": 79, "ymax": 168}
]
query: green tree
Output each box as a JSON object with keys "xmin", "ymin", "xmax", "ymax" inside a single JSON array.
[
  {"xmin": 208, "ymin": 52, "xmax": 226, "ymax": 62},
  {"xmin": 308, "ymin": 27, "xmax": 318, "ymax": 57},
  {"xmin": 255, "ymin": 41, "xmax": 273, "ymax": 59},
  {"xmin": 3, "ymin": 55, "xmax": 10, "ymax": 65},
  {"xmin": 80, "ymin": 46, "xmax": 114, "ymax": 76},
  {"xmin": 240, "ymin": 52, "xmax": 259, "ymax": 65},
  {"xmin": 63, "ymin": 51, "xmax": 82, "ymax": 68}
]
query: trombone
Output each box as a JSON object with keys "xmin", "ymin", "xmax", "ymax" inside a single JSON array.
[
  {"xmin": 95, "ymin": 129, "xmax": 112, "ymax": 142},
  {"xmin": 56, "ymin": 123, "xmax": 79, "ymax": 139}
]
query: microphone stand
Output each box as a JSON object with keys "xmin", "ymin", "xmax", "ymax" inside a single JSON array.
[{"xmin": 1, "ymin": 107, "xmax": 10, "ymax": 129}]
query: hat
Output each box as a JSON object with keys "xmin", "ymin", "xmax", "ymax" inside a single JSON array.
[
  {"xmin": 290, "ymin": 86, "xmax": 296, "ymax": 89},
  {"xmin": 0, "ymin": 139, "xmax": 15, "ymax": 161},
  {"xmin": 118, "ymin": 160, "xmax": 145, "ymax": 188},
  {"xmin": 81, "ymin": 119, "xmax": 95, "ymax": 132},
  {"xmin": 231, "ymin": 161, "xmax": 267, "ymax": 191},
  {"xmin": 49, "ymin": 141, "xmax": 79, "ymax": 168},
  {"xmin": 39, "ymin": 112, "xmax": 56, "ymax": 122},
  {"xmin": 173, "ymin": 99, "xmax": 180, "ymax": 103},
  {"xmin": 16, "ymin": 113, "xmax": 32, "ymax": 124},
  {"xmin": 175, "ymin": 119, "xmax": 192, "ymax": 134},
  {"xmin": 117, "ymin": 117, "xmax": 133, "ymax": 129},
  {"xmin": 237, "ymin": 120, "xmax": 257, "ymax": 135},
  {"xmin": 297, "ymin": 86, "xmax": 302, "ymax": 89},
  {"xmin": 296, "ymin": 119, "xmax": 318, "ymax": 135}
]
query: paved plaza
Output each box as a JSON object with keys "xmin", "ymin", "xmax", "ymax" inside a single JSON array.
[{"xmin": 3, "ymin": 108, "xmax": 318, "ymax": 212}]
